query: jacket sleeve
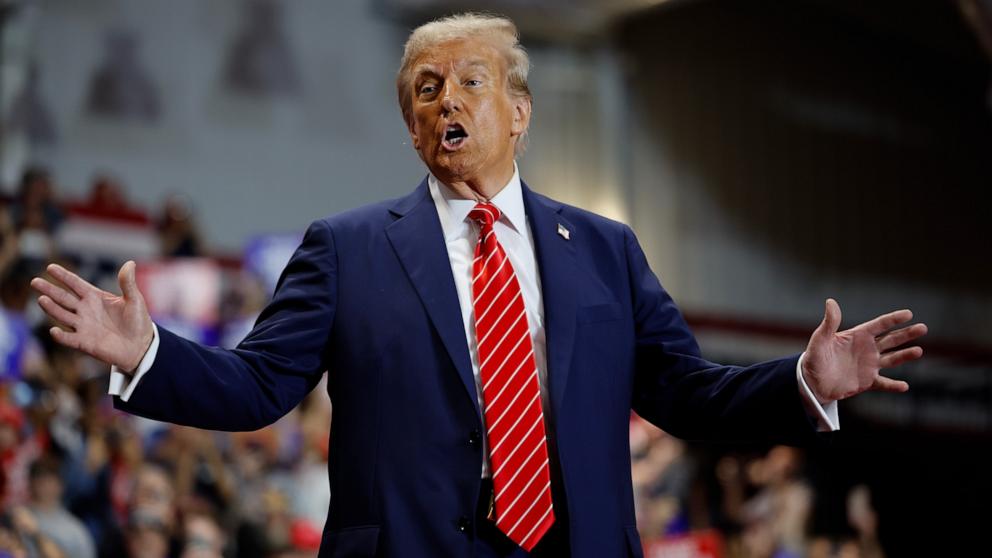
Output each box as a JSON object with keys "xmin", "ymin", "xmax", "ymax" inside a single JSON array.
[
  {"xmin": 623, "ymin": 225, "xmax": 820, "ymax": 445},
  {"xmin": 113, "ymin": 219, "xmax": 338, "ymax": 431}
]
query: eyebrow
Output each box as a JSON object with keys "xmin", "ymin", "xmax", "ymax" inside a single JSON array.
[{"xmin": 413, "ymin": 59, "xmax": 493, "ymax": 80}]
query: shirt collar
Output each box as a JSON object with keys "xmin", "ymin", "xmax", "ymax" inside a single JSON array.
[{"xmin": 428, "ymin": 163, "xmax": 526, "ymax": 242}]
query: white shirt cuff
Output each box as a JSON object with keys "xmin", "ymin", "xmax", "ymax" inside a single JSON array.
[
  {"xmin": 108, "ymin": 324, "xmax": 160, "ymax": 403},
  {"xmin": 796, "ymin": 352, "xmax": 839, "ymax": 432}
]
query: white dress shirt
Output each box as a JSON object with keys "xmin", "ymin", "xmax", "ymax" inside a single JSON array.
[
  {"xmin": 109, "ymin": 165, "xmax": 838, "ymax": 466},
  {"xmin": 428, "ymin": 165, "xmax": 550, "ymax": 477}
]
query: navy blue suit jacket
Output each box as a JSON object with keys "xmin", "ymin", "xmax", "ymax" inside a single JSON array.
[{"xmin": 115, "ymin": 179, "xmax": 818, "ymax": 557}]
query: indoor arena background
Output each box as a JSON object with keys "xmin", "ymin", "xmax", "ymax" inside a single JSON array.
[{"xmin": 0, "ymin": 1, "xmax": 989, "ymax": 556}]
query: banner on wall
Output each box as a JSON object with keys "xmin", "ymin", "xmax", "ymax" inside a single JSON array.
[{"xmin": 134, "ymin": 258, "xmax": 222, "ymax": 345}]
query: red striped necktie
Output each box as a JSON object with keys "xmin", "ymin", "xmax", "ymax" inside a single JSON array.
[{"xmin": 469, "ymin": 202, "xmax": 555, "ymax": 551}]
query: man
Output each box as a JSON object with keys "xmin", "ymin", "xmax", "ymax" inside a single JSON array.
[
  {"xmin": 31, "ymin": 13, "xmax": 926, "ymax": 558},
  {"xmin": 25, "ymin": 458, "xmax": 97, "ymax": 558}
]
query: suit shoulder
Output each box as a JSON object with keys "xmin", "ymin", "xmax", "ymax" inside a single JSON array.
[
  {"xmin": 317, "ymin": 199, "xmax": 395, "ymax": 229},
  {"xmin": 309, "ymin": 188, "xmax": 418, "ymax": 237},
  {"xmin": 531, "ymin": 190, "xmax": 630, "ymax": 237}
]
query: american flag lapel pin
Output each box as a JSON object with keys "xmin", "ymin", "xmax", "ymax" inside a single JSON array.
[{"xmin": 557, "ymin": 223, "xmax": 570, "ymax": 240}]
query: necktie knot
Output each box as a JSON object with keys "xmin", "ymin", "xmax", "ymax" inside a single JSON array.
[{"xmin": 469, "ymin": 203, "xmax": 501, "ymax": 229}]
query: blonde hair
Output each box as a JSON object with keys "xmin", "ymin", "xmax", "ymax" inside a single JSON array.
[{"xmin": 396, "ymin": 13, "xmax": 532, "ymax": 141}]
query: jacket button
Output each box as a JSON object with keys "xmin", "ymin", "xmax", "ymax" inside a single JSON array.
[
  {"xmin": 457, "ymin": 515, "xmax": 472, "ymax": 533},
  {"xmin": 468, "ymin": 429, "xmax": 482, "ymax": 446}
]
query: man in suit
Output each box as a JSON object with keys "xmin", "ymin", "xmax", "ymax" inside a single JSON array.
[{"xmin": 31, "ymin": 13, "xmax": 926, "ymax": 558}]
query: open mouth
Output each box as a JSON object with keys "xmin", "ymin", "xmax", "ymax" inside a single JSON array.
[{"xmin": 442, "ymin": 124, "xmax": 469, "ymax": 150}]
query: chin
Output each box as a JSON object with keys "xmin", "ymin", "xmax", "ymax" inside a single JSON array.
[{"xmin": 430, "ymin": 154, "xmax": 478, "ymax": 182}]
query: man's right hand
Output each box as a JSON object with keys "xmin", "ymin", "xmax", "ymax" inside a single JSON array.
[{"xmin": 31, "ymin": 261, "xmax": 155, "ymax": 373}]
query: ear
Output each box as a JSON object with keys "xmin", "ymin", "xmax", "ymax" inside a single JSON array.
[
  {"xmin": 510, "ymin": 96, "xmax": 532, "ymax": 137},
  {"xmin": 406, "ymin": 114, "xmax": 421, "ymax": 150}
]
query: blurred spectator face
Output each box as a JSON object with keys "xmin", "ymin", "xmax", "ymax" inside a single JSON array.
[
  {"xmin": 49, "ymin": 348, "xmax": 82, "ymax": 387},
  {"xmin": 19, "ymin": 171, "xmax": 52, "ymax": 208},
  {"xmin": 764, "ymin": 445, "xmax": 801, "ymax": 484},
  {"xmin": 126, "ymin": 519, "xmax": 170, "ymax": 558},
  {"xmin": 0, "ymin": 260, "xmax": 37, "ymax": 313},
  {"xmin": 20, "ymin": 211, "xmax": 46, "ymax": 230},
  {"xmin": 747, "ymin": 445, "xmax": 802, "ymax": 487},
  {"xmin": 114, "ymin": 428, "xmax": 145, "ymax": 467},
  {"xmin": 129, "ymin": 464, "xmax": 176, "ymax": 538},
  {"xmin": 25, "ymin": 380, "xmax": 58, "ymax": 423},
  {"xmin": 181, "ymin": 515, "xmax": 225, "ymax": 558},
  {"xmin": 0, "ymin": 405, "xmax": 22, "ymax": 453},
  {"xmin": 131, "ymin": 465, "xmax": 174, "ymax": 519},
  {"xmin": 28, "ymin": 465, "xmax": 62, "ymax": 509},
  {"xmin": 0, "ymin": 423, "xmax": 18, "ymax": 453},
  {"xmin": 161, "ymin": 195, "xmax": 193, "ymax": 227},
  {"xmin": 88, "ymin": 176, "xmax": 128, "ymax": 211},
  {"xmin": 233, "ymin": 437, "xmax": 274, "ymax": 480}
]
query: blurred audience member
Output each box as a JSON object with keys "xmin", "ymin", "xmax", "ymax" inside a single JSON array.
[
  {"xmin": 87, "ymin": 175, "xmax": 129, "ymax": 215},
  {"xmin": 219, "ymin": 271, "xmax": 267, "ymax": 349},
  {"xmin": 0, "ymin": 505, "xmax": 66, "ymax": 558},
  {"xmin": 180, "ymin": 512, "xmax": 226, "ymax": 558},
  {"xmin": 118, "ymin": 463, "xmax": 178, "ymax": 558},
  {"xmin": 9, "ymin": 168, "xmax": 62, "ymax": 264},
  {"xmin": 0, "ymin": 403, "xmax": 28, "ymax": 505},
  {"xmin": 70, "ymin": 174, "xmax": 150, "ymax": 225},
  {"xmin": 124, "ymin": 507, "xmax": 171, "ymax": 558},
  {"xmin": 151, "ymin": 426, "xmax": 234, "ymax": 519},
  {"xmin": 129, "ymin": 464, "xmax": 176, "ymax": 535},
  {"xmin": 0, "ymin": 206, "xmax": 21, "ymax": 279},
  {"xmin": 288, "ymin": 386, "xmax": 331, "ymax": 532},
  {"xmin": 846, "ymin": 484, "xmax": 884, "ymax": 558},
  {"xmin": 158, "ymin": 194, "xmax": 203, "ymax": 258},
  {"xmin": 26, "ymin": 457, "xmax": 95, "ymax": 558},
  {"xmin": 1, "ymin": 262, "xmax": 47, "ymax": 383},
  {"xmin": 742, "ymin": 446, "xmax": 812, "ymax": 557},
  {"xmin": 9, "ymin": 168, "xmax": 63, "ymax": 258},
  {"xmin": 630, "ymin": 416, "xmax": 693, "ymax": 537},
  {"xmin": 0, "ymin": 393, "xmax": 46, "ymax": 509}
]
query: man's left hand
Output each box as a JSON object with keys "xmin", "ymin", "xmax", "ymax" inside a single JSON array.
[{"xmin": 802, "ymin": 298, "xmax": 927, "ymax": 405}]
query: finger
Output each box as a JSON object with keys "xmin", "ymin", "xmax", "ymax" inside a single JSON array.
[
  {"xmin": 876, "ymin": 323, "xmax": 928, "ymax": 351},
  {"xmin": 49, "ymin": 326, "xmax": 81, "ymax": 351},
  {"xmin": 871, "ymin": 375, "xmax": 909, "ymax": 393},
  {"xmin": 46, "ymin": 264, "xmax": 97, "ymax": 299},
  {"xmin": 118, "ymin": 260, "xmax": 141, "ymax": 301},
  {"xmin": 815, "ymin": 298, "xmax": 842, "ymax": 337},
  {"xmin": 879, "ymin": 346, "xmax": 923, "ymax": 369},
  {"xmin": 860, "ymin": 308, "xmax": 913, "ymax": 336},
  {"xmin": 37, "ymin": 295, "xmax": 79, "ymax": 328},
  {"xmin": 31, "ymin": 277, "xmax": 80, "ymax": 310}
]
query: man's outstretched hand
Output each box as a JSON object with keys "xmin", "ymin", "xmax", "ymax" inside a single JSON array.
[
  {"xmin": 802, "ymin": 298, "xmax": 927, "ymax": 405},
  {"xmin": 31, "ymin": 262, "xmax": 154, "ymax": 373}
]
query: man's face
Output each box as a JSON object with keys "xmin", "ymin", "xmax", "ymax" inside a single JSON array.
[
  {"xmin": 30, "ymin": 473, "xmax": 62, "ymax": 506},
  {"xmin": 406, "ymin": 38, "xmax": 530, "ymax": 189}
]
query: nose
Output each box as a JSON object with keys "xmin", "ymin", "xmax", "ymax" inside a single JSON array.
[{"xmin": 441, "ymin": 81, "xmax": 462, "ymax": 114}]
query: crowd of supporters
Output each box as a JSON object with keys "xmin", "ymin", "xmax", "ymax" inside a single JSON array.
[
  {"xmin": 0, "ymin": 167, "xmax": 884, "ymax": 557},
  {"xmin": 629, "ymin": 416, "xmax": 885, "ymax": 557},
  {"xmin": 0, "ymin": 166, "xmax": 329, "ymax": 557}
]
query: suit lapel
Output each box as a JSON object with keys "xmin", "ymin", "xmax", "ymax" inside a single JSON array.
[
  {"xmin": 385, "ymin": 179, "xmax": 479, "ymax": 417},
  {"xmin": 522, "ymin": 182, "xmax": 579, "ymax": 419}
]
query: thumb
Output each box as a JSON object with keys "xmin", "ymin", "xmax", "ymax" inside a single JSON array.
[
  {"xmin": 815, "ymin": 298, "xmax": 842, "ymax": 337},
  {"xmin": 118, "ymin": 261, "xmax": 141, "ymax": 301}
]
